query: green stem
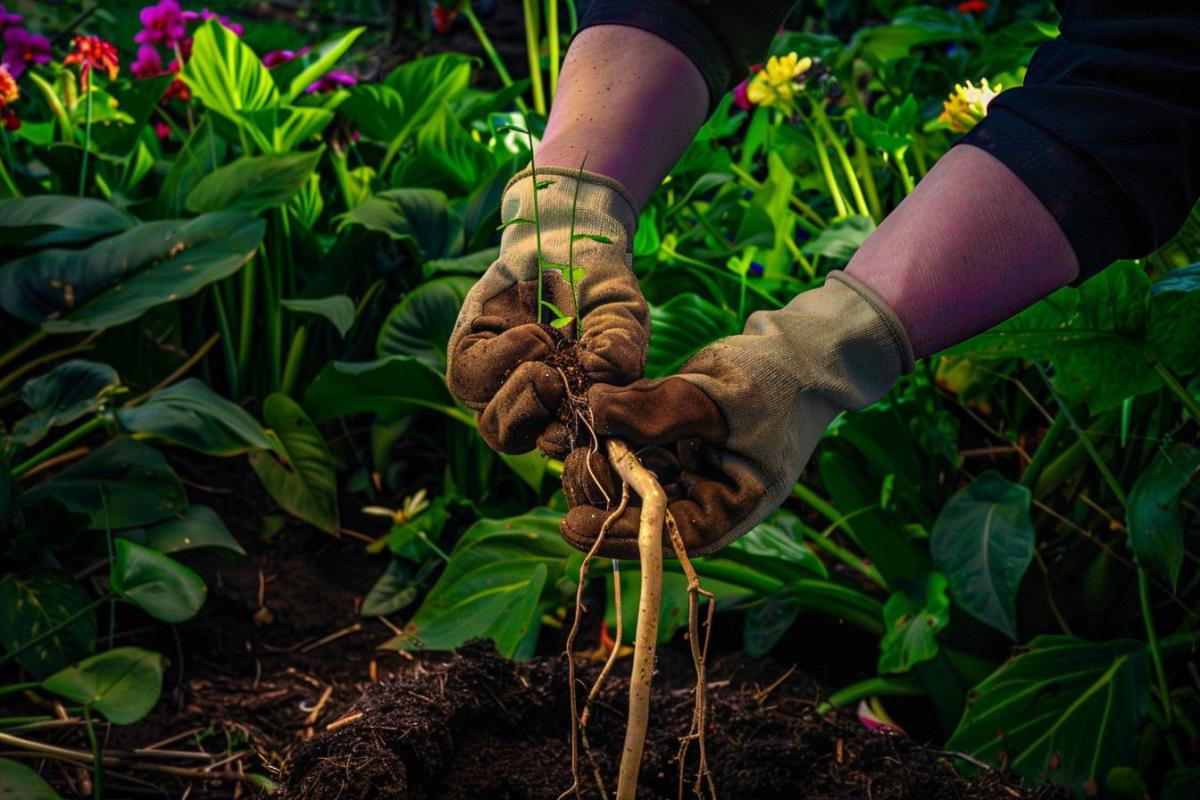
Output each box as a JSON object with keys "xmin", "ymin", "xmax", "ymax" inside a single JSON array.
[
  {"xmin": 808, "ymin": 120, "xmax": 847, "ymax": 218},
  {"xmin": 566, "ymin": 153, "xmax": 587, "ymax": 331},
  {"xmin": 812, "ymin": 103, "xmax": 869, "ymax": 217},
  {"xmin": 1150, "ymin": 359, "xmax": 1200, "ymax": 423},
  {"xmin": 0, "ymin": 681, "xmax": 41, "ymax": 699},
  {"xmin": 521, "ymin": 0, "xmax": 546, "ymax": 115},
  {"xmin": 790, "ymin": 481, "xmax": 843, "ymax": 526},
  {"xmin": 545, "ymin": 0, "xmax": 560, "ymax": 101},
  {"xmin": 911, "ymin": 131, "xmax": 930, "ymax": 177},
  {"xmin": 854, "ymin": 140, "xmax": 883, "ymax": 221},
  {"xmin": 817, "ymin": 674, "xmax": 923, "ymax": 713},
  {"xmin": 894, "ymin": 151, "xmax": 916, "ymax": 195},
  {"xmin": 78, "ymin": 79, "xmax": 93, "ymax": 197},
  {"xmin": 210, "ymin": 286, "xmax": 238, "ymax": 397},
  {"xmin": 0, "ymin": 595, "xmax": 111, "ymax": 667},
  {"xmin": 800, "ymin": 524, "xmax": 886, "ymax": 588},
  {"xmin": 728, "ymin": 163, "xmax": 826, "ymax": 229},
  {"xmin": 1037, "ymin": 365, "xmax": 1126, "ymax": 507},
  {"xmin": 0, "ymin": 329, "xmax": 47, "ymax": 372},
  {"xmin": 12, "ymin": 417, "xmax": 105, "ymax": 478},
  {"xmin": 1139, "ymin": 569, "xmax": 1184, "ymax": 766},
  {"xmin": 280, "ymin": 325, "xmax": 308, "ymax": 397},
  {"xmin": 462, "ymin": 6, "xmax": 519, "ymax": 93},
  {"xmin": 237, "ymin": 255, "xmax": 257, "ymax": 384},
  {"xmin": 565, "ymin": 0, "xmax": 578, "ymax": 33},
  {"xmin": 1019, "ymin": 410, "xmax": 1068, "ymax": 490},
  {"xmin": 526, "ymin": 130, "xmax": 546, "ymax": 322},
  {"xmin": 418, "ymin": 530, "xmax": 452, "ymax": 563},
  {"xmin": 84, "ymin": 705, "xmax": 103, "ymax": 800},
  {"xmin": 659, "ymin": 243, "xmax": 783, "ymax": 308}
]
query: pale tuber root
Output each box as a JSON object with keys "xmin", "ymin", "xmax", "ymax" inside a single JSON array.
[{"xmin": 606, "ymin": 438, "xmax": 666, "ymax": 800}]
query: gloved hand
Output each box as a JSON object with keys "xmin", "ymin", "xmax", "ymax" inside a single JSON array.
[
  {"xmin": 559, "ymin": 271, "xmax": 914, "ymax": 558},
  {"xmin": 446, "ymin": 166, "xmax": 650, "ymax": 454}
]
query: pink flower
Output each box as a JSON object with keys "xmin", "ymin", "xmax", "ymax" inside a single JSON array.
[
  {"xmin": 262, "ymin": 49, "xmax": 297, "ymax": 68},
  {"xmin": 153, "ymin": 119, "xmax": 171, "ymax": 139},
  {"xmin": 2, "ymin": 27, "xmax": 52, "ymax": 79},
  {"xmin": 131, "ymin": 43, "xmax": 165, "ymax": 78},
  {"xmin": 733, "ymin": 78, "xmax": 752, "ymax": 110},
  {"xmin": 136, "ymin": 0, "xmax": 188, "ymax": 48},
  {"xmin": 0, "ymin": 5, "xmax": 23, "ymax": 31},
  {"xmin": 182, "ymin": 9, "xmax": 243, "ymax": 37},
  {"xmin": 305, "ymin": 70, "xmax": 357, "ymax": 94}
]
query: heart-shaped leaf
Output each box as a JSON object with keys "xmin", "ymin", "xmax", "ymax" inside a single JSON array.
[
  {"xmin": 41, "ymin": 646, "xmax": 164, "ymax": 725},
  {"xmin": 0, "ymin": 569, "xmax": 96, "ymax": 678},
  {"xmin": 181, "ymin": 20, "xmax": 279, "ymax": 125},
  {"xmin": 337, "ymin": 189, "xmax": 464, "ymax": 260},
  {"xmin": 0, "ymin": 758, "xmax": 62, "ymax": 799},
  {"xmin": 250, "ymin": 393, "xmax": 339, "ymax": 533},
  {"xmin": 281, "ymin": 295, "xmax": 356, "ymax": 338},
  {"xmin": 878, "ymin": 573, "xmax": 950, "ymax": 673},
  {"xmin": 110, "ymin": 539, "xmax": 207, "ymax": 623},
  {"xmin": 131, "ymin": 505, "xmax": 245, "ymax": 556},
  {"xmin": 12, "ymin": 360, "xmax": 119, "ymax": 448},
  {"xmin": 376, "ymin": 277, "xmax": 473, "ymax": 370},
  {"xmin": 1127, "ymin": 444, "xmax": 1200, "ymax": 590}
]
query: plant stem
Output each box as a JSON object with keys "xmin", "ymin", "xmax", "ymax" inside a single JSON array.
[
  {"xmin": 1139, "ymin": 568, "xmax": 1184, "ymax": 766},
  {"xmin": 728, "ymin": 163, "xmax": 826, "ymax": 228},
  {"xmin": 210, "ymin": 286, "xmax": 238, "ymax": 397},
  {"xmin": 78, "ymin": 79, "xmax": 94, "ymax": 197},
  {"xmin": 83, "ymin": 705, "xmax": 103, "ymax": 800},
  {"xmin": 526, "ymin": 129, "xmax": 546, "ymax": 322},
  {"xmin": 462, "ymin": 6, "xmax": 523, "ymax": 111},
  {"xmin": 522, "ymin": 0, "xmax": 546, "ymax": 115},
  {"xmin": 280, "ymin": 325, "xmax": 308, "ymax": 397},
  {"xmin": 1150, "ymin": 359, "xmax": 1200, "ymax": 423},
  {"xmin": 0, "ymin": 329, "xmax": 48, "ymax": 372},
  {"xmin": 812, "ymin": 103, "xmax": 869, "ymax": 217},
  {"xmin": 854, "ymin": 140, "xmax": 883, "ymax": 221},
  {"xmin": 546, "ymin": 0, "xmax": 560, "ymax": 101},
  {"xmin": 12, "ymin": 416, "xmax": 105, "ymax": 478},
  {"xmin": 817, "ymin": 674, "xmax": 923, "ymax": 713},
  {"xmin": 567, "ymin": 153, "xmax": 587, "ymax": 331},
  {"xmin": 801, "ymin": 524, "xmax": 886, "ymax": 588},
  {"xmin": 1037, "ymin": 365, "xmax": 1126, "ymax": 506},
  {"xmin": 0, "ymin": 595, "xmax": 111, "ymax": 667},
  {"xmin": 237, "ymin": 255, "xmax": 257, "ymax": 384},
  {"xmin": 1019, "ymin": 410, "xmax": 1067, "ymax": 491},
  {"xmin": 808, "ymin": 120, "xmax": 847, "ymax": 218},
  {"xmin": 894, "ymin": 151, "xmax": 916, "ymax": 195},
  {"xmin": 0, "ymin": 681, "xmax": 41, "ymax": 699}
]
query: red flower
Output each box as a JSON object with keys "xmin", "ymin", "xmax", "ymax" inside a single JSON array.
[
  {"xmin": 0, "ymin": 63, "xmax": 18, "ymax": 130},
  {"xmin": 956, "ymin": 1, "xmax": 988, "ymax": 14},
  {"xmin": 432, "ymin": 4, "xmax": 459, "ymax": 34},
  {"xmin": 64, "ymin": 35, "xmax": 119, "ymax": 87}
]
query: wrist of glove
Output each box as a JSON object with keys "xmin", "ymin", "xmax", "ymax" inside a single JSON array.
[
  {"xmin": 560, "ymin": 271, "xmax": 915, "ymax": 558},
  {"xmin": 446, "ymin": 166, "xmax": 650, "ymax": 454}
]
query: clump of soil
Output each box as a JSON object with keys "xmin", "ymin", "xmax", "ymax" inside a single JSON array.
[
  {"xmin": 541, "ymin": 327, "xmax": 593, "ymax": 452},
  {"xmin": 282, "ymin": 640, "xmax": 1066, "ymax": 800}
]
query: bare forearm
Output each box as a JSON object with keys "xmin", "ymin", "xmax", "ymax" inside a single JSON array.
[
  {"xmin": 846, "ymin": 144, "xmax": 1080, "ymax": 358},
  {"xmin": 535, "ymin": 25, "xmax": 709, "ymax": 209}
]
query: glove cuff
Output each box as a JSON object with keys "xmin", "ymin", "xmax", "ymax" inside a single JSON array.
[{"xmin": 500, "ymin": 165, "xmax": 639, "ymax": 263}]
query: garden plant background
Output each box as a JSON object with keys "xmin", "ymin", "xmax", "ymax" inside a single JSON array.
[{"xmin": 1, "ymin": 1, "xmax": 1199, "ymax": 798}]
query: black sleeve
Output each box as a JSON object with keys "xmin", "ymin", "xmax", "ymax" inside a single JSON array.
[
  {"xmin": 961, "ymin": 0, "xmax": 1200, "ymax": 278},
  {"xmin": 577, "ymin": 0, "xmax": 797, "ymax": 110}
]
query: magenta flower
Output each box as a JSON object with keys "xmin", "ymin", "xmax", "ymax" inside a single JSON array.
[
  {"xmin": 0, "ymin": 5, "xmax": 23, "ymax": 31},
  {"xmin": 306, "ymin": 70, "xmax": 357, "ymax": 94},
  {"xmin": 1, "ymin": 26, "xmax": 52, "ymax": 79},
  {"xmin": 131, "ymin": 44, "xmax": 165, "ymax": 78},
  {"xmin": 136, "ymin": 0, "xmax": 188, "ymax": 48},
  {"xmin": 732, "ymin": 78, "xmax": 752, "ymax": 110},
  {"xmin": 262, "ymin": 49, "xmax": 297, "ymax": 68},
  {"xmin": 182, "ymin": 9, "xmax": 244, "ymax": 37}
]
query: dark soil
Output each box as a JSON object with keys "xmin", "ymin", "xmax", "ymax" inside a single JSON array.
[
  {"xmin": 542, "ymin": 327, "xmax": 593, "ymax": 452},
  {"xmin": 282, "ymin": 641, "xmax": 1066, "ymax": 800}
]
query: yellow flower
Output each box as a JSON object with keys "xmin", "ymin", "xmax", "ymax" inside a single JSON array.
[
  {"xmin": 938, "ymin": 78, "xmax": 1002, "ymax": 133},
  {"xmin": 745, "ymin": 52, "xmax": 813, "ymax": 111},
  {"xmin": 0, "ymin": 65, "xmax": 18, "ymax": 107}
]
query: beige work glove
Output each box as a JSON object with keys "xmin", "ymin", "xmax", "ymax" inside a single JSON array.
[
  {"xmin": 560, "ymin": 271, "xmax": 914, "ymax": 558},
  {"xmin": 446, "ymin": 166, "xmax": 650, "ymax": 453}
]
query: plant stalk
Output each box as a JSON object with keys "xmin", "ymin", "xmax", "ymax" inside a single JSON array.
[
  {"xmin": 78, "ymin": 79, "xmax": 94, "ymax": 197},
  {"xmin": 546, "ymin": 0, "xmax": 561, "ymax": 100},
  {"xmin": 12, "ymin": 416, "xmax": 106, "ymax": 478},
  {"xmin": 522, "ymin": 0, "xmax": 546, "ymax": 115}
]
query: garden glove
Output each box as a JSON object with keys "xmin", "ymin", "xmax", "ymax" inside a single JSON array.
[
  {"xmin": 560, "ymin": 271, "xmax": 914, "ymax": 558},
  {"xmin": 446, "ymin": 166, "xmax": 650, "ymax": 454}
]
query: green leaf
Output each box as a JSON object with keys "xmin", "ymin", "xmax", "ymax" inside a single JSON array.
[
  {"xmin": 383, "ymin": 53, "xmax": 474, "ymax": 143},
  {"xmin": 159, "ymin": 117, "xmax": 227, "ymax": 217},
  {"xmin": 726, "ymin": 512, "xmax": 828, "ymax": 580},
  {"xmin": 571, "ymin": 233, "xmax": 613, "ymax": 244},
  {"xmin": 376, "ymin": 277, "xmax": 473, "ymax": 370},
  {"xmin": 931, "ymin": 471, "xmax": 1034, "ymax": 639},
  {"xmin": 550, "ymin": 316, "xmax": 574, "ymax": 329},
  {"xmin": 0, "ymin": 570, "xmax": 96, "ymax": 678},
  {"xmin": 41, "ymin": 646, "xmax": 164, "ymax": 725},
  {"xmin": 186, "ymin": 149, "xmax": 324, "ymax": 215},
  {"xmin": 273, "ymin": 27, "xmax": 365, "ymax": 102},
  {"xmin": 25, "ymin": 438, "xmax": 187, "ymax": 529},
  {"xmin": 110, "ymin": 539, "xmax": 207, "ymax": 623},
  {"xmin": 423, "ymin": 246, "xmax": 498, "ymax": 279},
  {"xmin": 304, "ymin": 356, "xmax": 469, "ymax": 426},
  {"xmin": 0, "ymin": 196, "xmax": 135, "ymax": 249},
  {"xmin": 744, "ymin": 590, "xmax": 804, "ymax": 657},
  {"xmin": 250, "ymin": 393, "xmax": 339, "ymax": 533},
  {"xmin": 181, "ymin": 20, "xmax": 279, "ymax": 123},
  {"xmin": 1148, "ymin": 262, "xmax": 1200, "ymax": 377},
  {"xmin": 116, "ymin": 378, "xmax": 275, "ymax": 456},
  {"xmin": 804, "ymin": 215, "xmax": 876, "ymax": 261},
  {"xmin": 92, "ymin": 74, "xmax": 175, "ymax": 157},
  {"xmin": 646, "ymin": 293, "xmax": 740, "ymax": 378},
  {"xmin": 281, "ymin": 295, "xmax": 356, "ymax": 338},
  {"xmin": 496, "ymin": 217, "xmax": 534, "ymax": 230},
  {"xmin": 0, "ymin": 757, "xmax": 63, "ymax": 799},
  {"xmin": 947, "ymin": 636, "xmax": 1149, "ymax": 795},
  {"xmin": 361, "ymin": 559, "xmax": 431, "ymax": 617},
  {"xmin": 402, "ymin": 104, "xmax": 496, "ymax": 192},
  {"xmin": 878, "ymin": 573, "xmax": 950, "ymax": 674},
  {"xmin": 136, "ymin": 505, "xmax": 246, "ymax": 556},
  {"xmin": 337, "ymin": 189, "xmax": 464, "ymax": 260},
  {"xmin": 1126, "ymin": 444, "xmax": 1200, "ymax": 590},
  {"xmin": 12, "ymin": 360, "xmax": 119, "ymax": 448},
  {"xmin": 339, "ymin": 83, "xmax": 405, "ymax": 143},
  {"xmin": 0, "ymin": 212, "xmax": 264, "ymax": 333},
  {"xmin": 385, "ymin": 509, "xmax": 572, "ymax": 659}
]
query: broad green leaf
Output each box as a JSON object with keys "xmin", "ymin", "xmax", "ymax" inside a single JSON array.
[
  {"xmin": 135, "ymin": 505, "xmax": 245, "ymax": 555},
  {"xmin": 947, "ymin": 636, "xmax": 1149, "ymax": 796},
  {"xmin": 646, "ymin": 293, "xmax": 740, "ymax": 378},
  {"xmin": 725, "ymin": 512, "xmax": 827, "ymax": 580},
  {"xmin": 376, "ymin": 277, "xmax": 473, "ymax": 370},
  {"xmin": 250, "ymin": 393, "xmax": 339, "ymax": 533},
  {"xmin": 236, "ymin": 105, "xmax": 336, "ymax": 153},
  {"xmin": 423, "ymin": 246, "xmax": 498, "ymax": 279},
  {"xmin": 304, "ymin": 356, "xmax": 470, "ymax": 426},
  {"xmin": 383, "ymin": 53, "xmax": 474, "ymax": 146},
  {"xmin": 1126, "ymin": 444, "xmax": 1200, "ymax": 590},
  {"xmin": 116, "ymin": 378, "xmax": 275, "ymax": 456},
  {"xmin": 0, "ymin": 212, "xmax": 264, "ymax": 333},
  {"xmin": 91, "ymin": 73, "xmax": 174, "ymax": 157},
  {"xmin": 273, "ymin": 27, "xmax": 365, "ymax": 102},
  {"xmin": 281, "ymin": 295, "xmax": 356, "ymax": 338},
  {"xmin": 12, "ymin": 360, "xmax": 119, "ymax": 448},
  {"xmin": 186, "ymin": 149, "xmax": 324, "ymax": 215},
  {"xmin": 0, "ymin": 196, "xmax": 135, "ymax": 248},
  {"xmin": 25, "ymin": 438, "xmax": 187, "ymax": 529},
  {"xmin": 385, "ymin": 509, "xmax": 571, "ymax": 659},
  {"xmin": 0, "ymin": 758, "xmax": 62, "ymax": 799},
  {"xmin": 288, "ymin": 172, "xmax": 325, "ymax": 229},
  {"xmin": 0, "ymin": 570, "xmax": 96, "ymax": 678},
  {"xmin": 804, "ymin": 215, "xmax": 876, "ymax": 261},
  {"xmin": 159, "ymin": 117, "xmax": 227, "ymax": 216},
  {"xmin": 42, "ymin": 646, "xmax": 164, "ymax": 725},
  {"xmin": 339, "ymin": 83, "xmax": 405, "ymax": 142},
  {"xmin": 361, "ymin": 559, "xmax": 435, "ymax": 618},
  {"xmin": 878, "ymin": 573, "xmax": 950, "ymax": 673},
  {"xmin": 181, "ymin": 20, "xmax": 279, "ymax": 122},
  {"xmin": 398, "ymin": 103, "xmax": 495, "ymax": 192},
  {"xmin": 931, "ymin": 472, "xmax": 1034, "ymax": 639},
  {"xmin": 368, "ymin": 498, "xmax": 450, "ymax": 559},
  {"xmin": 1148, "ymin": 262, "xmax": 1200, "ymax": 377},
  {"xmin": 337, "ymin": 189, "xmax": 464, "ymax": 259},
  {"xmin": 744, "ymin": 589, "xmax": 804, "ymax": 657},
  {"xmin": 110, "ymin": 539, "xmax": 206, "ymax": 623}
]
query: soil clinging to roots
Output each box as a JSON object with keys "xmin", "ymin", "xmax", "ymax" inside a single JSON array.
[{"xmin": 281, "ymin": 640, "xmax": 1069, "ymax": 800}]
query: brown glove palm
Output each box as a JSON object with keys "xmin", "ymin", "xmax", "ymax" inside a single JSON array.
[
  {"xmin": 559, "ymin": 271, "xmax": 914, "ymax": 558},
  {"xmin": 446, "ymin": 166, "xmax": 650, "ymax": 453}
]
